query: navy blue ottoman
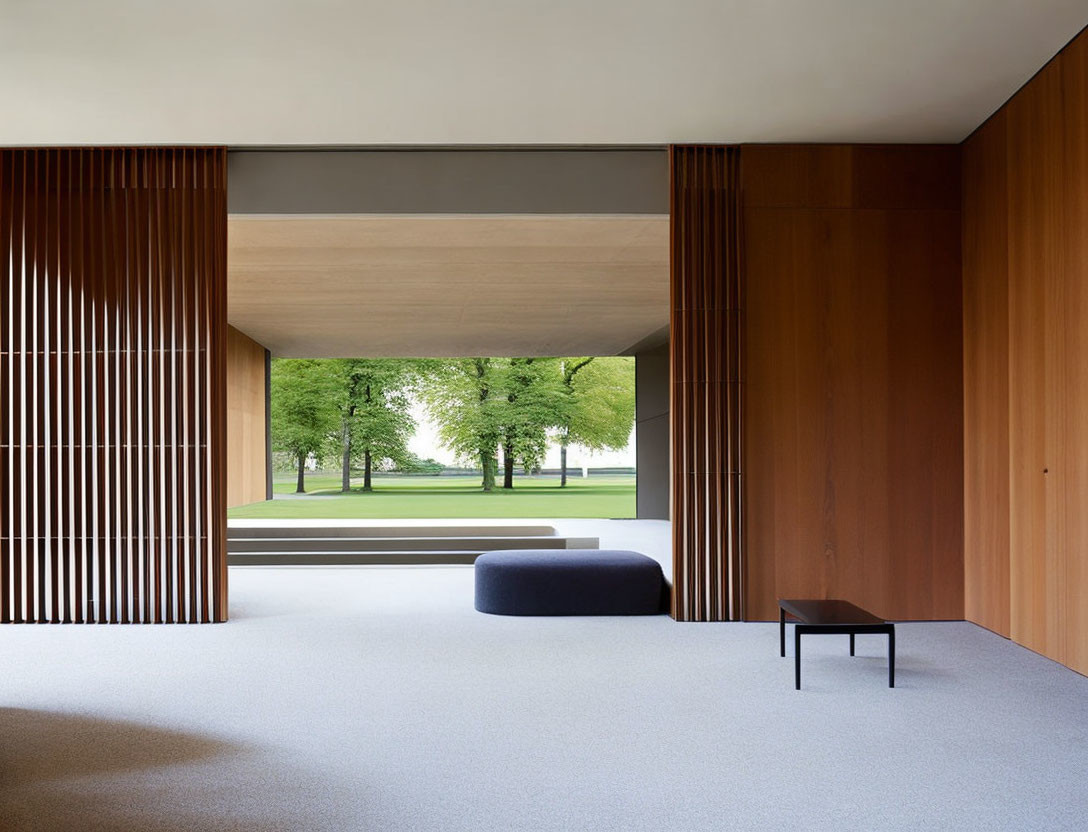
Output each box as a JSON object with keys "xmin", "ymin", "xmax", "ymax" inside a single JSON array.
[{"xmin": 474, "ymin": 549, "xmax": 666, "ymax": 616}]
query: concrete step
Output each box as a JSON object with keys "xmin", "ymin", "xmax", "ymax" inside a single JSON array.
[
  {"xmin": 227, "ymin": 535, "xmax": 577, "ymax": 553},
  {"xmin": 225, "ymin": 522, "xmax": 597, "ymax": 565},
  {"xmin": 229, "ymin": 550, "xmax": 482, "ymax": 565},
  {"xmin": 228, "ymin": 542, "xmax": 599, "ymax": 566},
  {"xmin": 227, "ymin": 524, "xmax": 556, "ymax": 539}
]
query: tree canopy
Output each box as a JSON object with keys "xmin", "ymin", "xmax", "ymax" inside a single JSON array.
[
  {"xmin": 419, "ymin": 358, "xmax": 504, "ymax": 491},
  {"xmin": 271, "ymin": 355, "xmax": 636, "ymax": 493},
  {"xmin": 496, "ymin": 357, "xmax": 566, "ymax": 487},
  {"xmin": 561, "ymin": 357, "xmax": 635, "ymax": 449},
  {"xmin": 270, "ymin": 359, "xmax": 341, "ymax": 492},
  {"xmin": 556, "ymin": 357, "xmax": 636, "ymax": 485},
  {"xmin": 331, "ymin": 359, "xmax": 417, "ymax": 492}
]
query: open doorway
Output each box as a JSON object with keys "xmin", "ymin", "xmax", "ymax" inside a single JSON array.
[
  {"xmin": 223, "ymin": 151, "xmax": 670, "ymax": 573},
  {"xmin": 233, "ymin": 354, "xmax": 636, "ymax": 520}
]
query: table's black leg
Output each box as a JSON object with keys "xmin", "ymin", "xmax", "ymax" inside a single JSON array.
[
  {"xmin": 795, "ymin": 626, "xmax": 802, "ymax": 690},
  {"xmin": 888, "ymin": 626, "xmax": 895, "ymax": 688},
  {"xmin": 849, "ymin": 633, "xmax": 855, "ymax": 656},
  {"xmin": 779, "ymin": 607, "xmax": 786, "ymax": 657}
]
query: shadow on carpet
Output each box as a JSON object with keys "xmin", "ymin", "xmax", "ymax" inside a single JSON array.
[{"xmin": 0, "ymin": 708, "xmax": 309, "ymax": 832}]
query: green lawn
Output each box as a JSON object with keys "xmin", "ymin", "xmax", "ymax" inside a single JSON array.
[{"xmin": 228, "ymin": 474, "xmax": 637, "ymax": 519}]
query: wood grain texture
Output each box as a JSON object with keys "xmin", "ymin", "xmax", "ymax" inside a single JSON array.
[
  {"xmin": 1059, "ymin": 31, "xmax": 1088, "ymax": 677},
  {"xmin": 226, "ymin": 326, "xmax": 268, "ymax": 508},
  {"xmin": 0, "ymin": 148, "xmax": 227, "ymax": 624},
  {"xmin": 1006, "ymin": 61, "xmax": 1065, "ymax": 662},
  {"xmin": 669, "ymin": 146, "xmax": 743, "ymax": 622},
  {"xmin": 741, "ymin": 145, "xmax": 964, "ymax": 622},
  {"xmin": 741, "ymin": 145, "xmax": 960, "ymax": 210},
  {"xmin": 228, "ymin": 216, "xmax": 668, "ymax": 358},
  {"xmin": 962, "ymin": 113, "xmax": 1011, "ymax": 638},
  {"xmin": 963, "ymin": 27, "xmax": 1088, "ymax": 675}
]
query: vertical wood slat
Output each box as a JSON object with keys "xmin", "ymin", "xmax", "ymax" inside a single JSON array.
[
  {"xmin": 669, "ymin": 146, "xmax": 744, "ymax": 622},
  {"xmin": 34, "ymin": 149, "xmax": 47, "ymax": 623},
  {"xmin": 0, "ymin": 147, "xmax": 227, "ymax": 624},
  {"xmin": 211, "ymin": 149, "xmax": 228, "ymax": 622}
]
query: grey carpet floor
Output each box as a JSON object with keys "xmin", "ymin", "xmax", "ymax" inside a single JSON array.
[{"xmin": 1, "ymin": 560, "xmax": 1086, "ymax": 831}]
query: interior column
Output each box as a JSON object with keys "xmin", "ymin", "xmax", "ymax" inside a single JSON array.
[
  {"xmin": 0, "ymin": 147, "xmax": 228, "ymax": 624},
  {"xmin": 669, "ymin": 145, "xmax": 743, "ymax": 622}
]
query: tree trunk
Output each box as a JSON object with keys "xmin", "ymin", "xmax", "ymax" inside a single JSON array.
[
  {"xmin": 296, "ymin": 451, "xmax": 306, "ymax": 493},
  {"xmin": 363, "ymin": 449, "xmax": 373, "ymax": 492},
  {"xmin": 341, "ymin": 418, "xmax": 352, "ymax": 492},
  {"xmin": 560, "ymin": 443, "xmax": 568, "ymax": 487},
  {"xmin": 481, "ymin": 450, "xmax": 495, "ymax": 492},
  {"xmin": 503, "ymin": 441, "xmax": 514, "ymax": 489}
]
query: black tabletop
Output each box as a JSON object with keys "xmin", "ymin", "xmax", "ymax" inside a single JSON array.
[{"xmin": 778, "ymin": 598, "xmax": 886, "ymax": 625}]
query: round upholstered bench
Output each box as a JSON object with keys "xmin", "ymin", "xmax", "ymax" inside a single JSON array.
[{"xmin": 474, "ymin": 549, "xmax": 666, "ymax": 616}]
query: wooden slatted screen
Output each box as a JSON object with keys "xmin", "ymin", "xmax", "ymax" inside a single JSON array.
[
  {"xmin": 670, "ymin": 145, "xmax": 743, "ymax": 622},
  {"xmin": 0, "ymin": 148, "xmax": 227, "ymax": 623}
]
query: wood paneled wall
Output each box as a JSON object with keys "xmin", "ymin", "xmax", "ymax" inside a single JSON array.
[
  {"xmin": 0, "ymin": 148, "xmax": 228, "ymax": 624},
  {"xmin": 741, "ymin": 145, "xmax": 964, "ymax": 622},
  {"xmin": 963, "ymin": 29, "xmax": 1088, "ymax": 674},
  {"xmin": 227, "ymin": 326, "xmax": 269, "ymax": 508},
  {"xmin": 963, "ymin": 112, "xmax": 1011, "ymax": 639},
  {"xmin": 669, "ymin": 146, "xmax": 743, "ymax": 621}
]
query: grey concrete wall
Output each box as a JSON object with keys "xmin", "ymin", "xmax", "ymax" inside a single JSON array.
[
  {"xmin": 227, "ymin": 148, "xmax": 667, "ymax": 214},
  {"xmin": 635, "ymin": 341, "xmax": 670, "ymax": 520}
]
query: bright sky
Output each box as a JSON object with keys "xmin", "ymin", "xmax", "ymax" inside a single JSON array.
[{"xmin": 406, "ymin": 395, "xmax": 636, "ymax": 470}]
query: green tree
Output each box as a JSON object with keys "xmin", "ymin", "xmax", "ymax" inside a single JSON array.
[
  {"xmin": 497, "ymin": 357, "xmax": 564, "ymax": 489},
  {"xmin": 270, "ymin": 359, "xmax": 340, "ymax": 493},
  {"xmin": 421, "ymin": 358, "xmax": 504, "ymax": 491},
  {"xmin": 556, "ymin": 357, "xmax": 635, "ymax": 486},
  {"xmin": 332, "ymin": 359, "xmax": 417, "ymax": 492}
]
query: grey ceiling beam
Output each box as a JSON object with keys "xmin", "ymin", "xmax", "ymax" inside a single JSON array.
[{"xmin": 227, "ymin": 148, "xmax": 668, "ymax": 215}]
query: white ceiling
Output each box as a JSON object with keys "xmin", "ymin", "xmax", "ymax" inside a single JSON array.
[{"xmin": 2, "ymin": 1, "xmax": 1086, "ymax": 145}]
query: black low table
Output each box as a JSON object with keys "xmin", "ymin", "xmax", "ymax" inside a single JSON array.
[{"xmin": 779, "ymin": 599, "xmax": 895, "ymax": 690}]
